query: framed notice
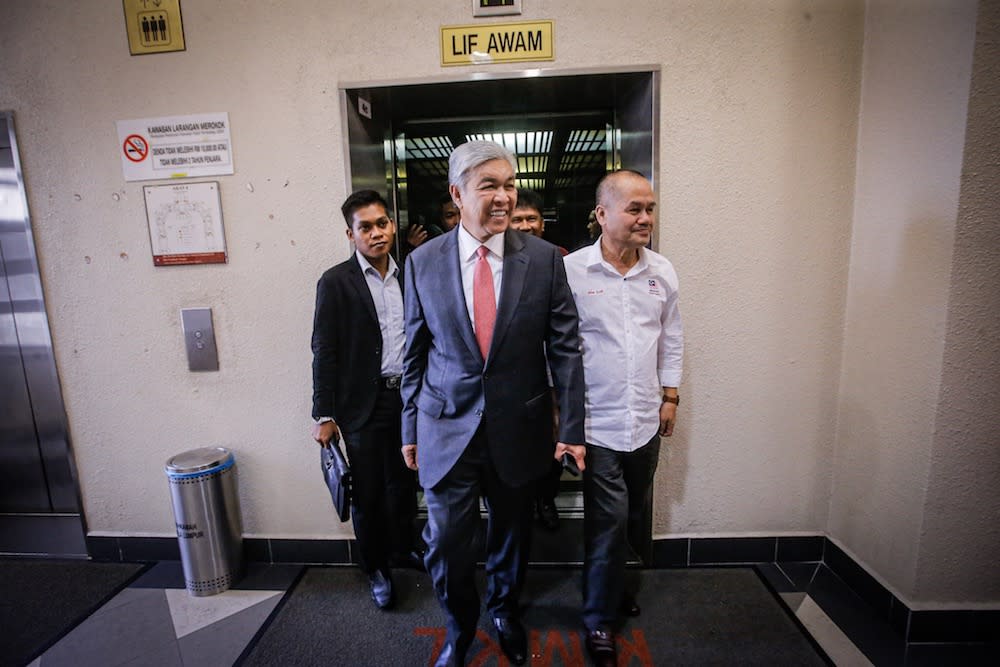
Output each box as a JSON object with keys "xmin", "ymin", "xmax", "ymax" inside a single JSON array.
[
  {"xmin": 143, "ymin": 182, "xmax": 227, "ymax": 266},
  {"xmin": 473, "ymin": 0, "xmax": 521, "ymax": 17}
]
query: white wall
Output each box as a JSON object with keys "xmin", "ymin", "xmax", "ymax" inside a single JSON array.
[
  {"xmin": 913, "ymin": 0, "xmax": 1000, "ymax": 606},
  {"xmin": 1, "ymin": 0, "xmax": 993, "ymax": 607},
  {"xmin": 830, "ymin": 0, "xmax": 983, "ymax": 605}
]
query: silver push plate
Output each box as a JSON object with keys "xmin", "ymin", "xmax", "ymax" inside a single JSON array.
[{"xmin": 180, "ymin": 307, "xmax": 219, "ymax": 371}]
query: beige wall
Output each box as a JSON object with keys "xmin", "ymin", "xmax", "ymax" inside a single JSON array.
[
  {"xmin": 914, "ymin": 0, "xmax": 1000, "ymax": 605},
  {"xmin": 829, "ymin": 0, "xmax": 989, "ymax": 606},
  {"xmin": 0, "ymin": 0, "xmax": 993, "ymax": 607}
]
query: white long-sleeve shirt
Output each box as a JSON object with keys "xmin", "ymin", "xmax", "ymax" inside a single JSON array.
[{"xmin": 563, "ymin": 239, "xmax": 683, "ymax": 451}]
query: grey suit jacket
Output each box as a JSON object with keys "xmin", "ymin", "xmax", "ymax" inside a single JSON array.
[{"xmin": 401, "ymin": 228, "xmax": 585, "ymax": 489}]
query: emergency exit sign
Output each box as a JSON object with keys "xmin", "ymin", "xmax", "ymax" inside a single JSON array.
[{"xmin": 441, "ymin": 21, "xmax": 554, "ymax": 66}]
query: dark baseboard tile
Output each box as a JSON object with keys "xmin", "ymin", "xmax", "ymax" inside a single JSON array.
[
  {"xmin": 87, "ymin": 535, "xmax": 179, "ymax": 562},
  {"xmin": 648, "ymin": 535, "xmax": 824, "ymax": 568},
  {"xmin": 908, "ymin": 608, "xmax": 1000, "ymax": 644},
  {"xmin": 690, "ymin": 536, "xmax": 777, "ymax": 565},
  {"xmin": 823, "ymin": 539, "xmax": 895, "ymax": 620},
  {"xmin": 776, "ymin": 535, "xmax": 824, "ymax": 562}
]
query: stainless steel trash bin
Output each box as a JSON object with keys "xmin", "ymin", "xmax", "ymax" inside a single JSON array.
[{"xmin": 165, "ymin": 447, "xmax": 244, "ymax": 596}]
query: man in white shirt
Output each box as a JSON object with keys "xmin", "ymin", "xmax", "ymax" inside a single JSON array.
[{"xmin": 562, "ymin": 170, "xmax": 683, "ymax": 667}]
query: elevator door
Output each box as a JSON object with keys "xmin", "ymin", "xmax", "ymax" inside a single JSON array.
[
  {"xmin": 0, "ymin": 111, "xmax": 87, "ymax": 556},
  {"xmin": 341, "ymin": 69, "xmax": 659, "ymax": 563}
]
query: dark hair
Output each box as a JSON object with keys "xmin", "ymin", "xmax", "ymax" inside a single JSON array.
[
  {"xmin": 515, "ymin": 188, "xmax": 543, "ymax": 214},
  {"xmin": 341, "ymin": 190, "xmax": 390, "ymax": 227},
  {"xmin": 439, "ymin": 192, "xmax": 456, "ymax": 208}
]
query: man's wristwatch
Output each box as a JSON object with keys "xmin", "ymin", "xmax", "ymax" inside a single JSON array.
[{"xmin": 662, "ymin": 394, "xmax": 679, "ymax": 406}]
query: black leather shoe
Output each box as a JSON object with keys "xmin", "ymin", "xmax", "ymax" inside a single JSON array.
[
  {"xmin": 492, "ymin": 617, "xmax": 527, "ymax": 665},
  {"xmin": 433, "ymin": 641, "xmax": 466, "ymax": 667},
  {"xmin": 368, "ymin": 569, "xmax": 394, "ymax": 610},
  {"xmin": 536, "ymin": 498, "xmax": 560, "ymax": 532},
  {"xmin": 620, "ymin": 592, "xmax": 641, "ymax": 617},
  {"xmin": 585, "ymin": 629, "xmax": 617, "ymax": 667},
  {"xmin": 391, "ymin": 548, "xmax": 426, "ymax": 572}
]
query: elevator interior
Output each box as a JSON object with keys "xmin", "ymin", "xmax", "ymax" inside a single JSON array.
[
  {"xmin": 340, "ymin": 68, "xmax": 659, "ymax": 561},
  {"xmin": 0, "ymin": 111, "xmax": 87, "ymax": 557}
]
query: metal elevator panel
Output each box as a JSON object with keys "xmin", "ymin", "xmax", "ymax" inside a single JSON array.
[{"xmin": 0, "ymin": 110, "xmax": 86, "ymax": 556}]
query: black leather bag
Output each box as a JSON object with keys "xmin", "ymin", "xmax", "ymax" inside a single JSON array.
[{"xmin": 321, "ymin": 439, "xmax": 352, "ymax": 522}]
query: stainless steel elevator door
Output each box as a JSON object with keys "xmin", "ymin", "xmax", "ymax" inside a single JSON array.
[
  {"xmin": 0, "ymin": 111, "xmax": 86, "ymax": 556},
  {"xmin": 0, "ymin": 239, "xmax": 51, "ymax": 510}
]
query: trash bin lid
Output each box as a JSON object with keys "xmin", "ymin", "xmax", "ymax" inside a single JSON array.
[{"xmin": 165, "ymin": 447, "xmax": 234, "ymax": 475}]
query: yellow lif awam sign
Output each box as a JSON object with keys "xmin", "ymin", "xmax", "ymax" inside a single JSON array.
[{"xmin": 441, "ymin": 21, "xmax": 554, "ymax": 67}]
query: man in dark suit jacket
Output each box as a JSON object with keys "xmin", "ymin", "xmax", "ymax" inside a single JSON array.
[
  {"xmin": 311, "ymin": 189, "xmax": 422, "ymax": 610},
  {"xmin": 401, "ymin": 141, "xmax": 587, "ymax": 666}
]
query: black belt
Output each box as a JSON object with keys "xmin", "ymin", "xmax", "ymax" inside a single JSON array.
[{"xmin": 380, "ymin": 375, "xmax": 402, "ymax": 390}]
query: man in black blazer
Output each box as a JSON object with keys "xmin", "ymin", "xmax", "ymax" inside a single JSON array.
[
  {"xmin": 311, "ymin": 189, "xmax": 422, "ymax": 610},
  {"xmin": 401, "ymin": 141, "xmax": 587, "ymax": 666}
]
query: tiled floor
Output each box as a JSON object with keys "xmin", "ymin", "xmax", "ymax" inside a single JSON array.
[
  {"xmin": 27, "ymin": 562, "xmax": 300, "ymax": 667},
  {"xmin": 25, "ymin": 559, "xmax": 991, "ymax": 666}
]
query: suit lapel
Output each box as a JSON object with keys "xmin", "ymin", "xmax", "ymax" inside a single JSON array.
[
  {"xmin": 488, "ymin": 231, "xmax": 529, "ymax": 366},
  {"xmin": 439, "ymin": 230, "xmax": 482, "ymax": 363}
]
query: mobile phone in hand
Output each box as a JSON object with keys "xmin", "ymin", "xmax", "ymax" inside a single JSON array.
[{"xmin": 561, "ymin": 452, "xmax": 581, "ymax": 477}]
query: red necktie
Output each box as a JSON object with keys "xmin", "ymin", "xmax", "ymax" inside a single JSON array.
[{"xmin": 473, "ymin": 245, "xmax": 496, "ymax": 361}]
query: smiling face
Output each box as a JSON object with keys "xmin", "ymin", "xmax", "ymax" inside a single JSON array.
[
  {"xmin": 450, "ymin": 158, "xmax": 516, "ymax": 242},
  {"xmin": 511, "ymin": 205, "xmax": 544, "ymax": 238},
  {"xmin": 346, "ymin": 202, "xmax": 396, "ymax": 266},
  {"xmin": 596, "ymin": 172, "xmax": 656, "ymax": 250}
]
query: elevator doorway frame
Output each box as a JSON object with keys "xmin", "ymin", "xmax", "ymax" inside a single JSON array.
[{"xmin": 338, "ymin": 66, "xmax": 660, "ymax": 564}]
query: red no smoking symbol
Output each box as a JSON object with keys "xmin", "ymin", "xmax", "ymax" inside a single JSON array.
[{"xmin": 123, "ymin": 134, "xmax": 149, "ymax": 163}]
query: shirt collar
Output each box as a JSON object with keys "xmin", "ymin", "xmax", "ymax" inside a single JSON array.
[
  {"xmin": 458, "ymin": 224, "xmax": 505, "ymax": 261},
  {"xmin": 588, "ymin": 235, "xmax": 649, "ymax": 276},
  {"xmin": 355, "ymin": 249, "xmax": 398, "ymax": 278}
]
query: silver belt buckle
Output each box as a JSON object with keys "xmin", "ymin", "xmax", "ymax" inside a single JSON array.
[{"xmin": 384, "ymin": 375, "xmax": 401, "ymax": 389}]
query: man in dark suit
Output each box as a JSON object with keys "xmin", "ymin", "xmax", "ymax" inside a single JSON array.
[
  {"xmin": 311, "ymin": 189, "xmax": 422, "ymax": 610},
  {"xmin": 400, "ymin": 141, "xmax": 587, "ymax": 666}
]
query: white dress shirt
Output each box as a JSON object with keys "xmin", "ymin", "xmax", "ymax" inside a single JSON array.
[
  {"xmin": 356, "ymin": 250, "xmax": 405, "ymax": 377},
  {"xmin": 563, "ymin": 238, "xmax": 683, "ymax": 451},
  {"xmin": 457, "ymin": 225, "xmax": 504, "ymax": 333}
]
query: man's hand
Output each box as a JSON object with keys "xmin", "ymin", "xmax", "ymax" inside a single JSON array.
[
  {"xmin": 554, "ymin": 442, "xmax": 586, "ymax": 472},
  {"xmin": 402, "ymin": 444, "xmax": 418, "ymax": 470},
  {"xmin": 659, "ymin": 402, "xmax": 677, "ymax": 436},
  {"xmin": 312, "ymin": 420, "xmax": 340, "ymax": 448},
  {"xmin": 407, "ymin": 224, "xmax": 428, "ymax": 248}
]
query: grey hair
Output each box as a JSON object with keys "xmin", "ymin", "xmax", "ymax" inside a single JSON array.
[{"xmin": 448, "ymin": 140, "xmax": 517, "ymax": 190}]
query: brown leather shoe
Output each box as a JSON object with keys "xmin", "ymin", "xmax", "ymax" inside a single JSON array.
[{"xmin": 585, "ymin": 628, "xmax": 617, "ymax": 667}]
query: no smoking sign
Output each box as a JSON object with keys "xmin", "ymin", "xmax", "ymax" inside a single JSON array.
[{"xmin": 123, "ymin": 134, "xmax": 149, "ymax": 163}]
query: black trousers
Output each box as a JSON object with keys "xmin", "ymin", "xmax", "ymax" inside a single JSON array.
[
  {"xmin": 582, "ymin": 435, "xmax": 660, "ymax": 632},
  {"xmin": 422, "ymin": 428, "xmax": 534, "ymax": 651},
  {"xmin": 341, "ymin": 387, "xmax": 418, "ymax": 574}
]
